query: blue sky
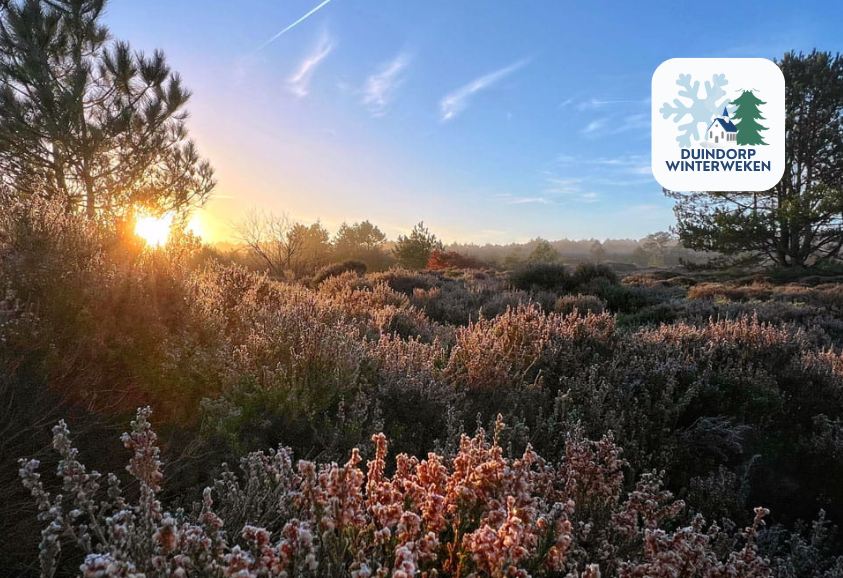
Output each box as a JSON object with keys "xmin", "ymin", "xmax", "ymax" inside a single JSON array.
[{"xmin": 104, "ymin": 0, "xmax": 843, "ymax": 243}]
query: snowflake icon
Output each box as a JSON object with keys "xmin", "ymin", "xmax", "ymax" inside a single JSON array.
[{"xmin": 659, "ymin": 73, "xmax": 733, "ymax": 147}]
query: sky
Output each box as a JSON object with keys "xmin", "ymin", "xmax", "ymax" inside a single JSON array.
[{"xmin": 103, "ymin": 0, "xmax": 843, "ymax": 244}]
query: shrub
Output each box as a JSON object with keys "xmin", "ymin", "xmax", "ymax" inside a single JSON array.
[
  {"xmin": 446, "ymin": 304, "xmax": 615, "ymax": 390},
  {"xmin": 509, "ymin": 263, "xmax": 573, "ymax": 292},
  {"xmin": 426, "ymin": 249, "xmax": 483, "ymax": 270},
  {"xmin": 370, "ymin": 268, "xmax": 437, "ymax": 296},
  {"xmin": 687, "ymin": 282, "xmax": 775, "ymax": 302},
  {"xmin": 313, "ymin": 259, "xmax": 367, "ymax": 285},
  {"xmin": 571, "ymin": 262, "xmax": 619, "ymax": 286},
  {"xmin": 554, "ymin": 294, "xmax": 607, "ymax": 316},
  {"xmin": 585, "ymin": 278, "xmax": 662, "ymax": 313},
  {"xmin": 20, "ymin": 408, "xmax": 773, "ymax": 578}
]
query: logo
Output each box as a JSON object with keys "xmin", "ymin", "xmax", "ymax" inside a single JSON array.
[{"xmin": 651, "ymin": 58, "xmax": 784, "ymax": 191}]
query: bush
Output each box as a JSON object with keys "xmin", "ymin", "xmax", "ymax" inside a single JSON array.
[
  {"xmin": 6, "ymin": 198, "xmax": 843, "ymax": 572},
  {"xmin": 554, "ymin": 294, "xmax": 607, "ymax": 315},
  {"xmin": 572, "ymin": 262, "xmax": 619, "ymax": 286},
  {"xmin": 313, "ymin": 259, "xmax": 367, "ymax": 285},
  {"xmin": 509, "ymin": 263, "xmax": 573, "ymax": 292},
  {"xmin": 20, "ymin": 408, "xmax": 773, "ymax": 578},
  {"xmin": 426, "ymin": 249, "xmax": 483, "ymax": 270}
]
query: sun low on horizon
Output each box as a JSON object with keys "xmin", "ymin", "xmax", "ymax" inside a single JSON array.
[
  {"xmin": 134, "ymin": 213, "xmax": 174, "ymax": 247},
  {"xmin": 133, "ymin": 211, "xmax": 215, "ymax": 247}
]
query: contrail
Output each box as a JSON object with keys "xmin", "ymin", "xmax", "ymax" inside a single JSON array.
[{"xmin": 253, "ymin": 0, "xmax": 336, "ymax": 53}]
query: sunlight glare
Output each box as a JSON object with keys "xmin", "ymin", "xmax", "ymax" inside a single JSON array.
[
  {"xmin": 186, "ymin": 214, "xmax": 205, "ymax": 240},
  {"xmin": 135, "ymin": 213, "xmax": 174, "ymax": 247}
]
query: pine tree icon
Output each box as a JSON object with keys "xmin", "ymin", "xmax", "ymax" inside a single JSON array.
[{"xmin": 731, "ymin": 90, "xmax": 769, "ymax": 145}]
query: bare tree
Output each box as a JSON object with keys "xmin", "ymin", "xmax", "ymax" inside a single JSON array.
[{"xmin": 235, "ymin": 209, "xmax": 304, "ymax": 277}]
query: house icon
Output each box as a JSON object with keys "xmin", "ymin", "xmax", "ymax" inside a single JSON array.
[{"xmin": 705, "ymin": 106, "xmax": 737, "ymax": 146}]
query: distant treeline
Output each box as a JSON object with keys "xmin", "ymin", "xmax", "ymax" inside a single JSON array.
[
  {"xmin": 445, "ymin": 233, "xmax": 707, "ymax": 268},
  {"xmin": 218, "ymin": 213, "xmax": 709, "ymax": 279}
]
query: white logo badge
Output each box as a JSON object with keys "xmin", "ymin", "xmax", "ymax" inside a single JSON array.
[{"xmin": 652, "ymin": 58, "xmax": 784, "ymax": 191}]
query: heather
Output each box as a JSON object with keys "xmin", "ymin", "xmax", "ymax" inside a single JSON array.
[
  {"xmin": 2, "ymin": 0, "xmax": 843, "ymax": 574},
  {"xmin": 4, "ymin": 203, "xmax": 843, "ymax": 576}
]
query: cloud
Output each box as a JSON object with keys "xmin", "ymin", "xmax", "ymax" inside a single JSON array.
[
  {"xmin": 253, "ymin": 0, "xmax": 337, "ymax": 53},
  {"xmin": 508, "ymin": 196, "xmax": 552, "ymax": 205},
  {"xmin": 628, "ymin": 164, "xmax": 652, "ymax": 175},
  {"xmin": 614, "ymin": 113, "xmax": 650, "ymax": 134},
  {"xmin": 582, "ymin": 117, "xmax": 609, "ymax": 135},
  {"xmin": 556, "ymin": 154, "xmax": 650, "ymax": 171},
  {"xmin": 440, "ymin": 58, "xmax": 530, "ymax": 121},
  {"xmin": 543, "ymin": 177, "xmax": 583, "ymax": 193},
  {"xmin": 494, "ymin": 172, "xmax": 601, "ymax": 207},
  {"xmin": 577, "ymin": 97, "xmax": 648, "ymax": 111},
  {"xmin": 538, "ymin": 153, "xmax": 655, "ymax": 204},
  {"xmin": 288, "ymin": 33, "xmax": 333, "ymax": 97},
  {"xmin": 580, "ymin": 112, "xmax": 650, "ymax": 138},
  {"xmin": 362, "ymin": 52, "xmax": 412, "ymax": 116}
]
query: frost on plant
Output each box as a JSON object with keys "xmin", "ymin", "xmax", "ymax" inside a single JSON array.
[
  {"xmin": 659, "ymin": 73, "xmax": 733, "ymax": 147},
  {"xmin": 19, "ymin": 408, "xmax": 773, "ymax": 578}
]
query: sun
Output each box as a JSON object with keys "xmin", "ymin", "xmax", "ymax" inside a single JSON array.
[{"xmin": 134, "ymin": 213, "xmax": 173, "ymax": 247}]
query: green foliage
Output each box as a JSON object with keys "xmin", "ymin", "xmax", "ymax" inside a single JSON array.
[
  {"xmin": 527, "ymin": 238, "xmax": 560, "ymax": 264},
  {"xmin": 5, "ymin": 208, "xmax": 843, "ymax": 572},
  {"xmin": 641, "ymin": 231, "xmax": 675, "ymax": 266},
  {"xmin": 333, "ymin": 220, "xmax": 386, "ymax": 253},
  {"xmin": 589, "ymin": 240, "xmax": 607, "ymax": 263},
  {"xmin": 667, "ymin": 50, "xmax": 843, "ymax": 267},
  {"xmin": 287, "ymin": 221, "xmax": 331, "ymax": 276},
  {"xmin": 0, "ymin": 0, "xmax": 215, "ymax": 218},
  {"xmin": 332, "ymin": 220, "xmax": 390, "ymax": 271},
  {"xmin": 392, "ymin": 221, "xmax": 443, "ymax": 269},
  {"xmin": 572, "ymin": 262, "xmax": 619, "ymax": 286},
  {"xmin": 509, "ymin": 263, "xmax": 572, "ymax": 291}
]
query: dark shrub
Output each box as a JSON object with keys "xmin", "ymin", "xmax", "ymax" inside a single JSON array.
[
  {"xmin": 371, "ymin": 268, "xmax": 437, "ymax": 296},
  {"xmin": 572, "ymin": 262, "xmax": 619, "ymax": 287},
  {"xmin": 427, "ymin": 249, "xmax": 484, "ymax": 270},
  {"xmin": 509, "ymin": 263, "xmax": 573, "ymax": 292},
  {"xmin": 313, "ymin": 259, "xmax": 367, "ymax": 285},
  {"xmin": 584, "ymin": 278, "xmax": 653, "ymax": 312},
  {"xmin": 533, "ymin": 290, "xmax": 561, "ymax": 313}
]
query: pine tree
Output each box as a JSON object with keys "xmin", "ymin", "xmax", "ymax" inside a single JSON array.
[
  {"xmin": 527, "ymin": 239, "xmax": 559, "ymax": 264},
  {"xmin": 393, "ymin": 222, "xmax": 443, "ymax": 269},
  {"xmin": 732, "ymin": 90, "xmax": 769, "ymax": 146},
  {"xmin": 666, "ymin": 51, "xmax": 843, "ymax": 267},
  {"xmin": 0, "ymin": 0, "xmax": 215, "ymax": 218}
]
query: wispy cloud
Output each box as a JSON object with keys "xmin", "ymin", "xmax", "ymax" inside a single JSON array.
[
  {"xmin": 495, "ymin": 173, "xmax": 601, "ymax": 207},
  {"xmin": 508, "ymin": 196, "xmax": 552, "ymax": 205},
  {"xmin": 582, "ymin": 117, "xmax": 609, "ymax": 135},
  {"xmin": 556, "ymin": 153, "xmax": 651, "ymax": 177},
  {"xmin": 362, "ymin": 52, "xmax": 412, "ymax": 116},
  {"xmin": 440, "ymin": 58, "xmax": 530, "ymax": 121},
  {"xmin": 614, "ymin": 113, "xmax": 650, "ymax": 133},
  {"xmin": 288, "ymin": 33, "xmax": 333, "ymax": 97},
  {"xmin": 254, "ymin": 0, "xmax": 337, "ymax": 53},
  {"xmin": 577, "ymin": 97, "xmax": 648, "ymax": 111},
  {"xmin": 581, "ymin": 112, "xmax": 650, "ymax": 138}
]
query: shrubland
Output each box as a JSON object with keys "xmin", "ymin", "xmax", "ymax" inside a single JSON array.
[{"xmin": 3, "ymin": 201, "xmax": 843, "ymax": 576}]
